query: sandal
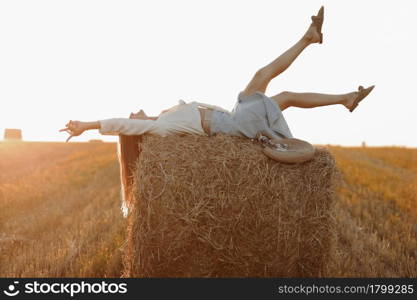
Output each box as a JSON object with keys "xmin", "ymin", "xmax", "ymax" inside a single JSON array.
[
  {"xmin": 349, "ymin": 85, "xmax": 376, "ymax": 112},
  {"xmin": 311, "ymin": 6, "xmax": 324, "ymax": 44}
]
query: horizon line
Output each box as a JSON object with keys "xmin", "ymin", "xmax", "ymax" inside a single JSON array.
[{"xmin": 1, "ymin": 139, "xmax": 416, "ymax": 149}]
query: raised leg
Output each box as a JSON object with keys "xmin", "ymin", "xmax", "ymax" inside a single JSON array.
[
  {"xmin": 271, "ymin": 90, "xmax": 359, "ymax": 111},
  {"xmin": 240, "ymin": 12, "xmax": 323, "ymax": 97}
]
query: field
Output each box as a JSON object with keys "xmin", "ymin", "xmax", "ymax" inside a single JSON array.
[
  {"xmin": 0, "ymin": 141, "xmax": 125, "ymax": 277},
  {"xmin": 327, "ymin": 146, "xmax": 417, "ymax": 276},
  {"xmin": 0, "ymin": 141, "xmax": 416, "ymax": 277}
]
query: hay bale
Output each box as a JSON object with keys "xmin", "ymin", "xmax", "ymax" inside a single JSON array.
[
  {"xmin": 4, "ymin": 128, "xmax": 22, "ymax": 140},
  {"xmin": 123, "ymin": 133, "xmax": 339, "ymax": 277}
]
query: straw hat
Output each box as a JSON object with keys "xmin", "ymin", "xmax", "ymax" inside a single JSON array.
[{"xmin": 256, "ymin": 133, "xmax": 315, "ymax": 164}]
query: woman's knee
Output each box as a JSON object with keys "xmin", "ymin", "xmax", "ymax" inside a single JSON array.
[
  {"xmin": 272, "ymin": 91, "xmax": 293, "ymax": 110},
  {"xmin": 279, "ymin": 91, "xmax": 294, "ymax": 100},
  {"xmin": 254, "ymin": 67, "xmax": 268, "ymax": 78}
]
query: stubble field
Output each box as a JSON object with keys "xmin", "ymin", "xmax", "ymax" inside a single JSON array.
[{"xmin": 0, "ymin": 141, "xmax": 415, "ymax": 277}]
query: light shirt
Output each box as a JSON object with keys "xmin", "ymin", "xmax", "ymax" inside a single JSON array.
[
  {"xmin": 98, "ymin": 92, "xmax": 293, "ymax": 139},
  {"xmin": 98, "ymin": 100, "xmax": 228, "ymax": 137}
]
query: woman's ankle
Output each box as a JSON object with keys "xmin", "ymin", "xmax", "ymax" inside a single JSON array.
[{"xmin": 342, "ymin": 92, "xmax": 358, "ymax": 109}]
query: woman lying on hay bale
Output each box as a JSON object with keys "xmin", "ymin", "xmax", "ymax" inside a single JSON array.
[{"xmin": 60, "ymin": 6, "xmax": 374, "ymax": 163}]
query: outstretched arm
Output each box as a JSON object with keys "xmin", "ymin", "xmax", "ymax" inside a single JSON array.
[
  {"xmin": 59, "ymin": 118, "xmax": 158, "ymax": 142},
  {"xmin": 60, "ymin": 108, "xmax": 173, "ymax": 142}
]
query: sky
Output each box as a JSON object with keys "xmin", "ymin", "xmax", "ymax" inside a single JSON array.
[{"xmin": 0, "ymin": 0, "xmax": 416, "ymax": 146}]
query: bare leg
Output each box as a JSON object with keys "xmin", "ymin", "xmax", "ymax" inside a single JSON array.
[
  {"xmin": 271, "ymin": 90, "xmax": 359, "ymax": 111},
  {"xmin": 241, "ymin": 17, "xmax": 322, "ymax": 97}
]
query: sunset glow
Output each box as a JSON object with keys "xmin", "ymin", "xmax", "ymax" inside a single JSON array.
[{"xmin": 1, "ymin": 0, "xmax": 416, "ymax": 146}]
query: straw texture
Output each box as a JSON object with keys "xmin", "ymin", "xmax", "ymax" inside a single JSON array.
[{"xmin": 123, "ymin": 133, "xmax": 339, "ymax": 277}]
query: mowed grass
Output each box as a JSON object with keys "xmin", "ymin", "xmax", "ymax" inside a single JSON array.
[
  {"xmin": 0, "ymin": 141, "xmax": 125, "ymax": 277},
  {"xmin": 327, "ymin": 146, "xmax": 417, "ymax": 277},
  {"xmin": 0, "ymin": 141, "xmax": 416, "ymax": 277}
]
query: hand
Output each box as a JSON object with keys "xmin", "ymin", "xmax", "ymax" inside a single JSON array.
[{"xmin": 59, "ymin": 120, "xmax": 85, "ymax": 142}]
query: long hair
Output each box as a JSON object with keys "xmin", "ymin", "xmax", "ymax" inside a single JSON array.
[{"xmin": 117, "ymin": 134, "xmax": 141, "ymax": 217}]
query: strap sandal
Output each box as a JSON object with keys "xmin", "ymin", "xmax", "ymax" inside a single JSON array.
[
  {"xmin": 311, "ymin": 6, "xmax": 324, "ymax": 44},
  {"xmin": 349, "ymin": 85, "xmax": 376, "ymax": 112}
]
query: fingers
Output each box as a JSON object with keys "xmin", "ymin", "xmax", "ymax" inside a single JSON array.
[
  {"xmin": 60, "ymin": 121, "xmax": 73, "ymax": 142},
  {"xmin": 60, "ymin": 120, "xmax": 73, "ymax": 131},
  {"xmin": 60, "ymin": 120, "xmax": 77, "ymax": 132},
  {"xmin": 61, "ymin": 120, "xmax": 80, "ymax": 142}
]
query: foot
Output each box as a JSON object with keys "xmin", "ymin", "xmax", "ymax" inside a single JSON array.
[
  {"xmin": 343, "ymin": 85, "xmax": 376, "ymax": 112},
  {"xmin": 343, "ymin": 92, "xmax": 359, "ymax": 110},
  {"xmin": 302, "ymin": 24, "xmax": 322, "ymax": 44},
  {"xmin": 303, "ymin": 6, "xmax": 324, "ymax": 44}
]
